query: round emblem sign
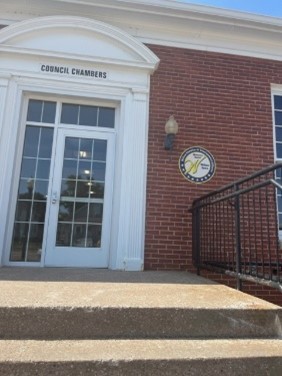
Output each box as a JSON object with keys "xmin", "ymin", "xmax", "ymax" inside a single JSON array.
[{"xmin": 179, "ymin": 147, "xmax": 216, "ymax": 184}]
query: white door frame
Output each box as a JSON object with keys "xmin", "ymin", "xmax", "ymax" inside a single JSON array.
[
  {"xmin": 2, "ymin": 88, "xmax": 120, "ymax": 269},
  {"xmin": 1, "ymin": 77, "xmax": 149, "ymax": 271}
]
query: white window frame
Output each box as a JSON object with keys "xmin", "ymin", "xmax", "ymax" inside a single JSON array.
[{"xmin": 271, "ymin": 87, "xmax": 282, "ymax": 239}]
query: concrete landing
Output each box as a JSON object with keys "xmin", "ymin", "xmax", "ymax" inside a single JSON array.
[{"xmin": 0, "ymin": 268, "xmax": 279, "ymax": 309}]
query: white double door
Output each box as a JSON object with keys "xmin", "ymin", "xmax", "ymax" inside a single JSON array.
[{"xmin": 44, "ymin": 128, "xmax": 114, "ymax": 267}]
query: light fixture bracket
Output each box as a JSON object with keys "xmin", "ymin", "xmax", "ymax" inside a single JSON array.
[
  {"xmin": 164, "ymin": 133, "xmax": 176, "ymax": 150},
  {"xmin": 164, "ymin": 115, "xmax": 178, "ymax": 150}
]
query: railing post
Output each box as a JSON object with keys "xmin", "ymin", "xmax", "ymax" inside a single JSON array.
[
  {"xmin": 192, "ymin": 202, "xmax": 201, "ymax": 275},
  {"xmin": 195, "ymin": 206, "xmax": 201, "ymax": 275},
  {"xmin": 234, "ymin": 183, "xmax": 242, "ymax": 291}
]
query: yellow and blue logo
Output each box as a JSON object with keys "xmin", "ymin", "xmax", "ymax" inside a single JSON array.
[{"xmin": 179, "ymin": 147, "xmax": 216, "ymax": 184}]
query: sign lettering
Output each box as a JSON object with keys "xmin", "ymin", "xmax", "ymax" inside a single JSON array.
[{"xmin": 40, "ymin": 64, "xmax": 108, "ymax": 79}]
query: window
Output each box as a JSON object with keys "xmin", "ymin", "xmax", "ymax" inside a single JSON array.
[
  {"xmin": 273, "ymin": 94, "xmax": 282, "ymax": 233},
  {"xmin": 61, "ymin": 103, "xmax": 115, "ymax": 128}
]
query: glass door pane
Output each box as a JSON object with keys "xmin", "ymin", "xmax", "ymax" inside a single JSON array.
[{"xmin": 56, "ymin": 137, "xmax": 107, "ymax": 248}]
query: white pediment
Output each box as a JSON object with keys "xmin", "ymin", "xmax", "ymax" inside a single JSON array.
[{"xmin": 0, "ymin": 16, "xmax": 159, "ymax": 71}]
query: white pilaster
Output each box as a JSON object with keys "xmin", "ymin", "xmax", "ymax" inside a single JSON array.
[
  {"xmin": 0, "ymin": 78, "xmax": 20, "ymax": 265},
  {"xmin": 116, "ymin": 90, "xmax": 149, "ymax": 271}
]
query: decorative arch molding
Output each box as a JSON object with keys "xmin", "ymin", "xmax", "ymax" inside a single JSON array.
[{"xmin": 0, "ymin": 16, "xmax": 159, "ymax": 71}]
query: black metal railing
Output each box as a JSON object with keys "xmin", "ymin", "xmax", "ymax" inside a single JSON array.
[{"xmin": 191, "ymin": 163, "xmax": 282, "ymax": 291}]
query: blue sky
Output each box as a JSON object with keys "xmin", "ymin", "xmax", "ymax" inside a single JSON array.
[{"xmin": 180, "ymin": 0, "xmax": 282, "ymax": 18}]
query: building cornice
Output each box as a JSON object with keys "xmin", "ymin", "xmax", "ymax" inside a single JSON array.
[{"xmin": 1, "ymin": 0, "xmax": 282, "ymax": 61}]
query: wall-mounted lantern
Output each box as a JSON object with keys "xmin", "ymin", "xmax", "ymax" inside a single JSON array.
[{"xmin": 164, "ymin": 115, "xmax": 179, "ymax": 150}]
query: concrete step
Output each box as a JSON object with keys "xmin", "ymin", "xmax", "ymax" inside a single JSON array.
[
  {"xmin": 0, "ymin": 269, "xmax": 281, "ymax": 340},
  {"xmin": 0, "ymin": 339, "xmax": 281, "ymax": 375},
  {"xmin": 1, "ymin": 305, "xmax": 282, "ymax": 340}
]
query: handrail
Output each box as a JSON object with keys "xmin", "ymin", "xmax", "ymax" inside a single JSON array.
[
  {"xmin": 192, "ymin": 179, "xmax": 282, "ymax": 210},
  {"xmin": 190, "ymin": 163, "xmax": 282, "ymax": 292},
  {"xmin": 192, "ymin": 162, "xmax": 282, "ymax": 205}
]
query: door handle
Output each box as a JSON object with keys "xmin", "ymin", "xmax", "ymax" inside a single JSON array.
[{"xmin": 52, "ymin": 191, "xmax": 58, "ymax": 204}]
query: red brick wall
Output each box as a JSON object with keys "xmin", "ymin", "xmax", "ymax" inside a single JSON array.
[{"xmin": 144, "ymin": 44, "xmax": 282, "ymax": 305}]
